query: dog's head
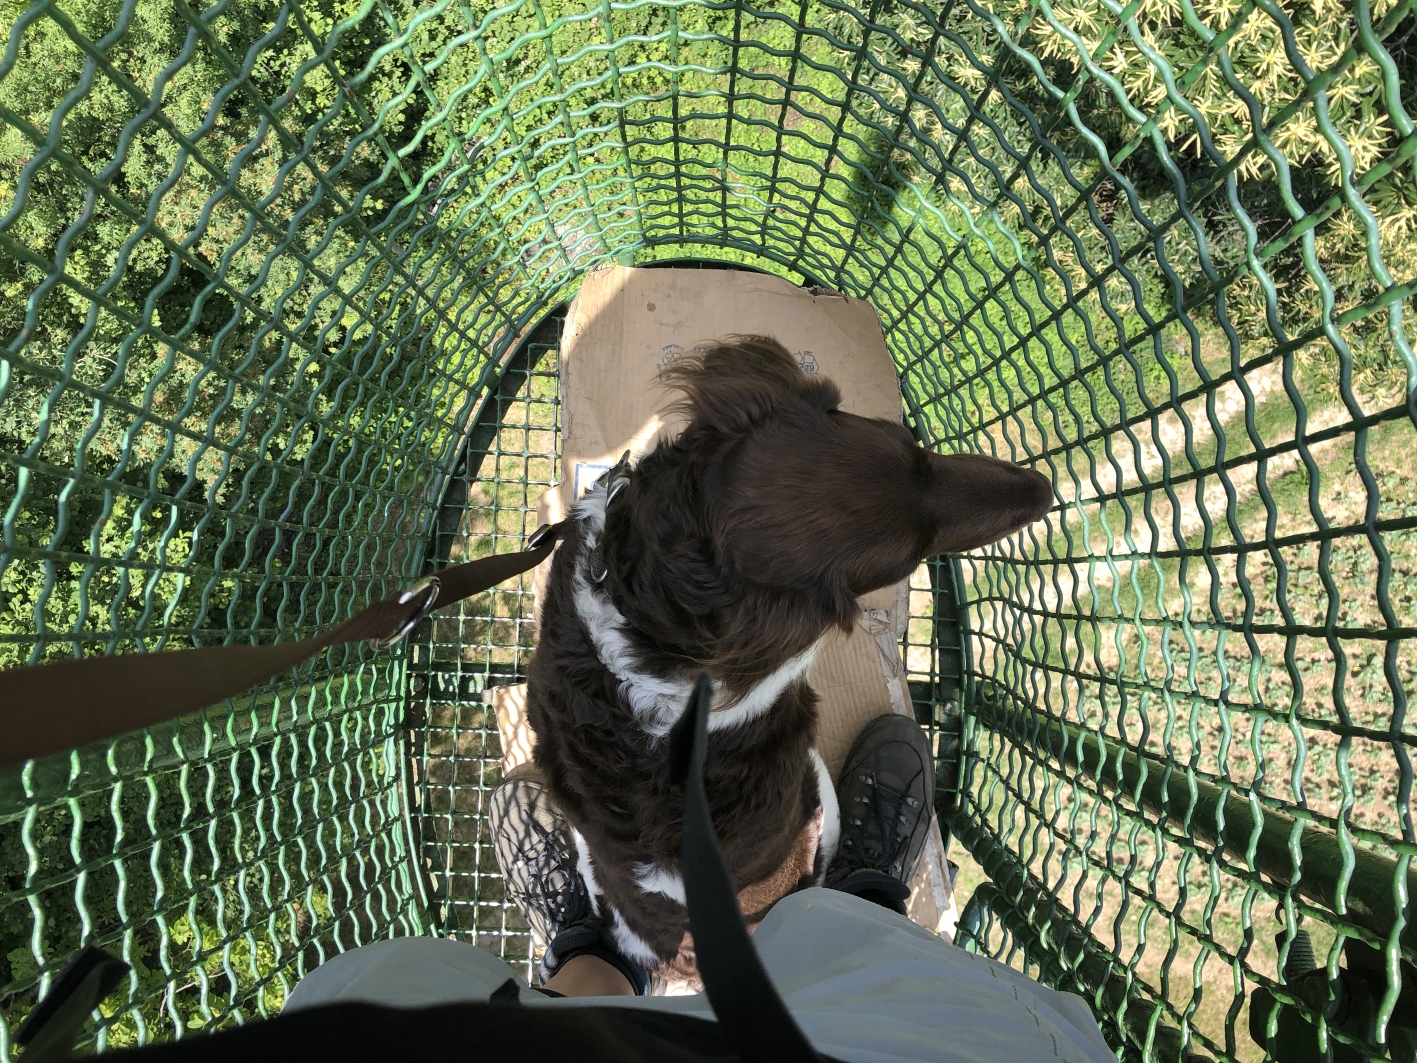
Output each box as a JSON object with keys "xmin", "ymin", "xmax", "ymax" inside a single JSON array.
[{"xmin": 660, "ymin": 335, "xmax": 1052, "ymax": 604}]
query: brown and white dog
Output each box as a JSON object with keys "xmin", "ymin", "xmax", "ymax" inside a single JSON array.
[{"xmin": 526, "ymin": 336, "xmax": 1051, "ymax": 975}]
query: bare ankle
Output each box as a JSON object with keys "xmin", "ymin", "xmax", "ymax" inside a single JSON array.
[{"xmin": 541, "ymin": 953, "xmax": 634, "ymax": 997}]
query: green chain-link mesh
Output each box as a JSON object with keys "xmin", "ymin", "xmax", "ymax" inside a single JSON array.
[{"xmin": 1, "ymin": 0, "xmax": 1415, "ymax": 1057}]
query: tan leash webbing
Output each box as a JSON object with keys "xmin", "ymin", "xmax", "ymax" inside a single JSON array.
[{"xmin": 0, "ymin": 521, "xmax": 569, "ymax": 769}]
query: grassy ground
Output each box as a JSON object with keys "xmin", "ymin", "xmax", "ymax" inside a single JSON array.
[{"xmin": 948, "ymin": 845, "xmax": 992, "ymax": 922}]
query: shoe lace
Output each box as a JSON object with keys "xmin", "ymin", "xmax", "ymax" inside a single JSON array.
[
  {"xmin": 846, "ymin": 768, "xmax": 925, "ymax": 874},
  {"xmin": 512, "ymin": 816, "xmax": 584, "ymax": 922}
]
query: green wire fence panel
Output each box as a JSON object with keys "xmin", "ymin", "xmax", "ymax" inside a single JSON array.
[
  {"xmin": 0, "ymin": 0, "xmax": 1414, "ymax": 1057},
  {"xmin": 405, "ymin": 312, "xmax": 565, "ymax": 984}
]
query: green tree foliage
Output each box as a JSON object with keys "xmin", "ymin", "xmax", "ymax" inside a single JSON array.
[{"xmin": 828, "ymin": 0, "xmax": 1417, "ymax": 401}]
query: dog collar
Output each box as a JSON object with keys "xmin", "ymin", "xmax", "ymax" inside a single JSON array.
[{"xmin": 587, "ymin": 449, "xmax": 632, "ymax": 584}]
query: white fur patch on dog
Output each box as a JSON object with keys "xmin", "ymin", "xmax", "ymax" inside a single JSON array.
[
  {"xmin": 633, "ymin": 862, "xmax": 687, "ymax": 905},
  {"xmin": 572, "ymin": 826, "xmax": 601, "ymax": 917},
  {"xmin": 694, "ymin": 641, "xmax": 823, "ymax": 736},
  {"xmin": 606, "ymin": 905, "xmax": 661, "ymax": 967},
  {"xmin": 571, "ymin": 480, "xmax": 823, "ymax": 738},
  {"xmin": 810, "ymin": 747, "xmax": 839, "ymax": 879}
]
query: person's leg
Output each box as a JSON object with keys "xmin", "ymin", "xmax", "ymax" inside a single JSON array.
[
  {"xmin": 824, "ymin": 712, "xmax": 934, "ymax": 914},
  {"xmin": 283, "ymin": 936, "xmax": 522, "ymax": 1010},
  {"xmin": 738, "ymin": 887, "xmax": 1115, "ymax": 1063},
  {"xmin": 490, "ymin": 778, "xmax": 648, "ymax": 996},
  {"xmin": 687, "ymin": 715, "xmax": 1110, "ymax": 1060},
  {"xmin": 285, "ymin": 779, "xmax": 646, "ymax": 1011}
]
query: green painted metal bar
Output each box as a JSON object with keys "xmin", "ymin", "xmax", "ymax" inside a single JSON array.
[
  {"xmin": 969, "ymin": 689, "xmax": 1416, "ymax": 955},
  {"xmin": 954, "ymin": 819, "xmax": 1210, "ymax": 1063}
]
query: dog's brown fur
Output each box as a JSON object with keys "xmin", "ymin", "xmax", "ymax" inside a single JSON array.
[{"xmin": 527, "ymin": 336, "xmax": 1051, "ymax": 967}]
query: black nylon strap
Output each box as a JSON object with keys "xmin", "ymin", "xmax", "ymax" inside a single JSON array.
[
  {"xmin": 668, "ymin": 672, "xmax": 823, "ymax": 1063},
  {"xmin": 0, "ymin": 521, "xmax": 569, "ymax": 769},
  {"xmin": 103, "ymin": 1000, "xmax": 843, "ymax": 1063},
  {"xmin": 14, "ymin": 945, "xmax": 130, "ymax": 1062}
]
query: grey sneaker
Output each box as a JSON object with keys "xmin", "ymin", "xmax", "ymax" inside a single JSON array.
[
  {"xmin": 489, "ymin": 779, "xmax": 589, "ymax": 946},
  {"xmin": 826, "ymin": 714, "xmax": 934, "ymax": 909}
]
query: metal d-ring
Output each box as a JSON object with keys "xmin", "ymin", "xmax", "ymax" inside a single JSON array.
[
  {"xmin": 587, "ymin": 450, "xmax": 630, "ymax": 584},
  {"xmin": 588, "ymin": 544, "xmax": 609, "ymax": 584},
  {"xmin": 370, "ymin": 575, "xmax": 441, "ymax": 650}
]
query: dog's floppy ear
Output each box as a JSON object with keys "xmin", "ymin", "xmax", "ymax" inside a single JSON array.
[
  {"xmin": 712, "ymin": 409, "xmax": 1050, "ymax": 600},
  {"xmin": 660, "ymin": 335, "xmax": 840, "ymax": 434},
  {"xmin": 924, "ymin": 452, "xmax": 1053, "ymax": 554}
]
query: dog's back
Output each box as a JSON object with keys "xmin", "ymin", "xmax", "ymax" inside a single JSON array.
[
  {"xmin": 529, "ymin": 523, "xmax": 822, "ymax": 962},
  {"xmin": 527, "ymin": 337, "xmax": 1052, "ymax": 970}
]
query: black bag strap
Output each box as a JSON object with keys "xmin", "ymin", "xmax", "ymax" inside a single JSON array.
[
  {"xmin": 0, "ymin": 521, "xmax": 569, "ymax": 768},
  {"xmin": 95, "ymin": 1001, "xmax": 826, "ymax": 1062},
  {"xmin": 13, "ymin": 946, "xmax": 131, "ymax": 1063},
  {"xmin": 668, "ymin": 672, "xmax": 824, "ymax": 1063}
]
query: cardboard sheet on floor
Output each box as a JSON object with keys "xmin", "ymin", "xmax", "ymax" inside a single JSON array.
[{"xmin": 501, "ymin": 264, "xmax": 954, "ymax": 941}]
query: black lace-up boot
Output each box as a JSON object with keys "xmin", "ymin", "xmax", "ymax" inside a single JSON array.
[{"xmin": 825, "ymin": 713, "xmax": 934, "ymax": 915}]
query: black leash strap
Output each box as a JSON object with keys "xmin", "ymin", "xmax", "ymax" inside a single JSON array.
[
  {"xmin": 0, "ymin": 521, "xmax": 569, "ymax": 769},
  {"xmin": 14, "ymin": 945, "xmax": 130, "ymax": 1062},
  {"xmin": 668, "ymin": 672, "xmax": 823, "ymax": 1063}
]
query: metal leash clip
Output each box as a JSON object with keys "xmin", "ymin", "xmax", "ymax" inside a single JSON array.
[
  {"xmin": 589, "ymin": 450, "xmax": 632, "ymax": 584},
  {"xmin": 370, "ymin": 575, "xmax": 441, "ymax": 650}
]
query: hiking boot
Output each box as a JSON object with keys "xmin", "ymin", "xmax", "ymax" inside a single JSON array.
[
  {"xmin": 490, "ymin": 778, "xmax": 591, "ymax": 946},
  {"xmin": 489, "ymin": 778, "xmax": 648, "ymax": 994},
  {"xmin": 825, "ymin": 713, "xmax": 934, "ymax": 914}
]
